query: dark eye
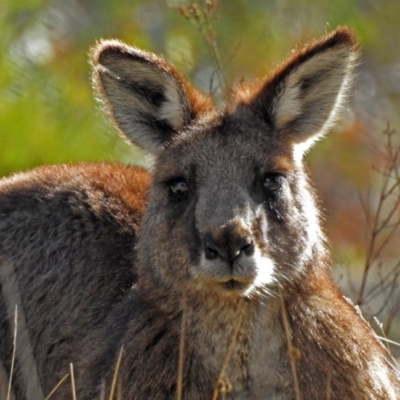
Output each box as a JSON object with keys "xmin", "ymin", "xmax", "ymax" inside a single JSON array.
[
  {"xmin": 169, "ymin": 178, "xmax": 189, "ymax": 198},
  {"xmin": 263, "ymin": 174, "xmax": 283, "ymax": 192}
]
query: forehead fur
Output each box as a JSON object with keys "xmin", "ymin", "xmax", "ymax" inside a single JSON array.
[{"xmin": 154, "ymin": 111, "xmax": 295, "ymax": 182}]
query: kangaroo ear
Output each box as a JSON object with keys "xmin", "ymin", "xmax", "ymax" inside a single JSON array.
[
  {"xmin": 250, "ymin": 28, "xmax": 359, "ymax": 154},
  {"xmin": 90, "ymin": 40, "xmax": 212, "ymax": 152}
]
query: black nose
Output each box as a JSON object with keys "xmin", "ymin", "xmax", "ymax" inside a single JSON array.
[{"xmin": 203, "ymin": 224, "xmax": 255, "ymax": 261}]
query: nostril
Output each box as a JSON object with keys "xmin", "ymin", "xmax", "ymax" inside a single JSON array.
[
  {"xmin": 242, "ymin": 239, "xmax": 255, "ymax": 257},
  {"xmin": 205, "ymin": 246, "xmax": 218, "ymax": 260},
  {"xmin": 203, "ymin": 231, "xmax": 254, "ymax": 262}
]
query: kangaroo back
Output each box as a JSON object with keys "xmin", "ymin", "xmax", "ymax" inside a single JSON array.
[{"xmin": 0, "ymin": 163, "xmax": 150, "ymax": 398}]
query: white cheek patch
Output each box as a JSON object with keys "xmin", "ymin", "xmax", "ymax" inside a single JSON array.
[
  {"xmin": 252, "ymin": 248, "xmax": 276, "ymax": 288},
  {"xmin": 196, "ymin": 248, "xmax": 275, "ymax": 292},
  {"xmin": 299, "ymin": 184, "xmax": 323, "ymax": 260}
]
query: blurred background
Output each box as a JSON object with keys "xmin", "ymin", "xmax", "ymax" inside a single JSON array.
[{"xmin": 1, "ymin": 0, "xmax": 400, "ymax": 347}]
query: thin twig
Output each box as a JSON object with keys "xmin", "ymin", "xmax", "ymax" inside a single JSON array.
[
  {"xmin": 170, "ymin": 0, "xmax": 229, "ymax": 101},
  {"xmin": 385, "ymin": 297, "xmax": 400, "ymax": 334},
  {"xmin": 203, "ymin": 4, "xmax": 226, "ymax": 94},
  {"xmin": 365, "ymin": 261, "xmax": 400, "ymax": 309},
  {"xmin": 354, "ymin": 125, "xmax": 400, "ymax": 336},
  {"xmin": 373, "ymin": 317, "xmax": 391, "ymax": 353},
  {"xmin": 357, "ymin": 126, "xmax": 400, "ymax": 307},
  {"xmin": 357, "ymin": 172, "xmax": 387, "ymax": 305}
]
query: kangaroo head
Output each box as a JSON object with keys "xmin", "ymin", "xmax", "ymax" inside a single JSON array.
[{"xmin": 91, "ymin": 28, "xmax": 358, "ymax": 300}]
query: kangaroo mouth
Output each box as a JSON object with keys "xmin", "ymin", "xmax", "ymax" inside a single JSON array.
[
  {"xmin": 198, "ymin": 271, "xmax": 255, "ymax": 296},
  {"xmin": 220, "ymin": 279, "xmax": 249, "ymax": 292}
]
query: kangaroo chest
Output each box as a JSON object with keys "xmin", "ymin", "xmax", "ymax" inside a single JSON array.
[{"xmin": 183, "ymin": 302, "xmax": 292, "ymax": 399}]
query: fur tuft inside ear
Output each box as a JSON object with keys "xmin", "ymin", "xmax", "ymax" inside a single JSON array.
[{"xmin": 90, "ymin": 40, "xmax": 212, "ymax": 152}]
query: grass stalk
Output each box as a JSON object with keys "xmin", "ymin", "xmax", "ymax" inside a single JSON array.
[
  {"xmin": 279, "ymin": 288, "xmax": 301, "ymax": 400},
  {"xmin": 212, "ymin": 304, "xmax": 245, "ymax": 400},
  {"xmin": 44, "ymin": 374, "xmax": 70, "ymax": 400},
  {"xmin": 7, "ymin": 305, "xmax": 18, "ymax": 400},
  {"xmin": 109, "ymin": 346, "xmax": 124, "ymax": 400},
  {"xmin": 69, "ymin": 363, "xmax": 77, "ymax": 400}
]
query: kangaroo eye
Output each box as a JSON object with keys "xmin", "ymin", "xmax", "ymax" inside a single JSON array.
[
  {"xmin": 169, "ymin": 179, "xmax": 188, "ymax": 197},
  {"xmin": 263, "ymin": 174, "xmax": 283, "ymax": 192}
]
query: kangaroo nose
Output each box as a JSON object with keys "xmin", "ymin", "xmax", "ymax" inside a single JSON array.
[{"xmin": 203, "ymin": 224, "xmax": 255, "ymax": 261}]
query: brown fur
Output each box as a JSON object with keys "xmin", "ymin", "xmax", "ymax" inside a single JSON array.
[{"xmin": 1, "ymin": 28, "xmax": 399, "ymax": 399}]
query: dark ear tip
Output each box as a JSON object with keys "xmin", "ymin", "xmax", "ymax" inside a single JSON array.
[
  {"xmin": 97, "ymin": 47, "xmax": 123, "ymax": 66},
  {"xmin": 90, "ymin": 40, "xmax": 150, "ymax": 68},
  {"xmin": 326, "ymin": 27, "xmax": 358, "ymax": 48},
  {"xmin": 89, "ymin": 40, "xmax": 128, "ymax": 66}
]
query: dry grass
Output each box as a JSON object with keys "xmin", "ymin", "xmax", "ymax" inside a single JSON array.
[
  {"xmin": 279, "ymin": 288, "xmax": 301, "ymax": 400},
  {"xmin": 44, "ymin": 373, "xmax": 70, "ymax": 400},
  {"xmin": 0, "ymin": 260, "xmax": 44, "ymax": 399},
  {"xmin": 69, "ymin": 363, "xmax": 77, "ymax": 400},
  {"xmin": 212, "ymin": 305, "xmax": 245, "ymax": 400},
  {"xmin": 109, "ymin": 347, "xmax": 124, "ymax": 400},
  {"xmin": 7, "ymin": 306, "xmax": 17, "ymax": 400}
]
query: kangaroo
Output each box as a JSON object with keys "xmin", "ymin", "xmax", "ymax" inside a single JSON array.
[{"xmin": 1, "ymin": 27, "xmax": 399, "ymax": 400}]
